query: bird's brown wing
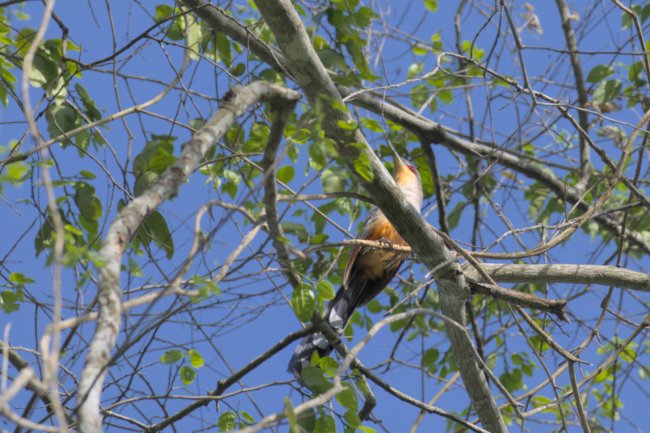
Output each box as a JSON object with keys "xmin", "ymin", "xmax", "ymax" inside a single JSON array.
[{"xmin": 342, "ymin": 208, "xmax": 407, "ymax": 307}]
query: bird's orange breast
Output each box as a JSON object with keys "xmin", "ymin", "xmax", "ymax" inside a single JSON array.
[{"xmin": 354, "ymin": 216, "xmax": 407, "ymax": 280}]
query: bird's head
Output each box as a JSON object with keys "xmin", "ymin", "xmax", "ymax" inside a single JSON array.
[{"xmin": 390, "ymin": 147, "xmax": 423, "ymax": 211}]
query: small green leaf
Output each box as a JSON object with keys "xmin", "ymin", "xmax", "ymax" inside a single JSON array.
[
  {"xmin": 216, "ymin": 32, "xmax": 232, "ymax": 66},
  {"xmin": 421, "ymin": 347, "xmax": 439, "ymax": 372},
  {"xmin": 277, "ymin": 166, "xmax": 295, "ymax": 183},
  {"xmin": 160, "ymin": 349, "xmax": 183, "ymax": 364},
  {"xmin": 317, "ymin": 280, "xmax": 336, "ymax": 300},
  {"xmin": 366, "ymin": 299, "xmax": 382, "ymax": 313},
  {"xmin": 9, "ymin": 272, "xmax": 34, "ymax": 285},
  {"xmin": 412, "ymin": 44, "xmax": 428, "ymax": 56},
  {"xmin": 180, "ymin": 365, "xmax": 196, "ymax": 385},
  {"xmin": 285, "ymin": 398, "xmax": 299, "ymax": 433},
  {"xmin": 424, "ymin": 0, "xmax": 438, "ymax": 13},
  {"xmin": 1, "ymin": 160, "xmax": 28, "ymax": 185},
  {"xmin": 291, "ymin": 128, "xmax": 312, "ymax": 143},
  {"xmin": 291, "ymin": 286, "xmax": 315, "ymax": 322},
  {"xmin": 344, "ymin": 410, "xmax": 361, "ymax": 428},
  {"xmin": 447, "ymin": 201, "xmax": 467, "ymax": 230},
  {"xmin": 46, "ymin": 104, "xmax": 78, "ymax": 143},
  {"xmin": 74, "ymin": 182, "xmax": 103, "ymax": 237},
  {"xmin": 593, "ymin": 79, "xmax": 622, "ymax": 103},
  {"xmin": 335, "ymin": 383, "xmax": 358, "ymax": 411},
  {"xmin": 231, "ymin": 62, "xmax": 246, "ymax": 76},
  {"xmin": 301, "ymin": 366, "xmax": 333, "ymax": 393},
  {"xmin": 353, "ymin": 153, "xmax": 374, "ymax": 182},
  {"xmin": 217, "ymin": 411, "xmax": 236, "ymax": 432},
  {"xmin": 137, "ymin": 210, "xmax": 174, "ymax": 259},
  {"xmin": 587, "ymin": 65, "xmax": 614, "ymax": 83},
  {"xmin": 297, "ymin": 408, "xmax": 317, "ymax": 433},
  {"xmin": 360, "ymin": 117, "xmax": 384, "ymax": 133},
  {"xmin": 188, "ymin": 349, "xmax": 204, "ymax": 368},
  {"xmin": 314, "ymin": 414, "xmax": 336, "ymax": 433},
  {"xmin": 336, "ymin": 119, "xmax": 358, "ymax": 131}
]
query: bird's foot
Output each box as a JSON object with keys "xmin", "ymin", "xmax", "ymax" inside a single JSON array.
[{"xmin": 377, "ymin": 237, "xmax": 394, "ymax": 249}]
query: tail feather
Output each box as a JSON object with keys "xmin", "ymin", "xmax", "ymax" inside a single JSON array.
[{"xmin": 287, "ymin": 285, "xmax": 359, "ymax": 377}]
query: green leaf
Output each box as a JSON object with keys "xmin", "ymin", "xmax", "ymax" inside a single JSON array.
[
  {"xmin": 29, "ymin": 52, "xmax": 58, "ymax": 88},
  {"xmin": 366, "ymin": 299, "xmax": 382, "ymax": 313},
  {"xmin": 285, "ymin": 398, "xmax": 299, "ymax": 433},
  {"xmin": 412, "ymin": 44, "xmax": 428, "ymax": 56},
  {"xmin": 461, "ymin": 40, "xmax": 484, "ymax": 61},
  {"xmin": 46, "ymin": 104, "xmax": 79, "ymax": 144},
  {"xmin": 353, "ymin": 152, "xmax": 374, "ymax": 182},
  {"xmin": 314, "ymin": 414, "xmax": 336, "ymax": 433},
  {"xmin": 185, "ymin": 14, "xmax": 203, "ymax": 61},
  {"xmin": 188, "ymin": 349, "xmax": 204, "ymax": 368},
  {"xmin": 297, "ymin": 408, "xmax": 317, "ymax": 433},
  {"xmin": 231, "ymin": 62, "xmax": 245, "ymax": 76},
  {"xmin": 75, "ymin": 84, "xmax": 102, "ymax": 121},
  {"xmin": 587, "ymin": 65, "xmax": 614, "ymax": 83},
  {"xmin": 360, "ymin": 117, "xmax": 384, "ymax": 133},
  {"xmin": 216, "ymin": 32, "xmax": 232, "ymax": 66},
  {"xmin": 344, "ymin": 410, "xmax": 361, "ymax": 428},
  {"xmin": 291, "ymin": 128, "xmax": 312, "ymax": 144},
  {"xmin": 277, "ymin": 166, "xmax": 295, "ymax": 183},
  {"xmin": 74, "ymin": 182, "xmax": 103, "ymax": 237},
  {"xmin": 421, "ymin": 347, "xmax": 439, "ymax": 372},
  {"xmin": 282, "ymin": 222, "xmax": 309, "ymax": 243},
  {"xmin": 9, "ymin": 272, "xmax": 34, "ymax": 285},
  {"xmin": 321, "ymin": 169, "xmax": 343, "ymax": 193},
  {"xmin": 217, "ymin": 411, "xmax": 236, "ymax": 432},
  {"xmin": 407, "ymin": 62, "xmax": 424, "ymax": 78},
  {"xmin": 133, "ymin": 135, "xmax": 176, "ymax": 177},
  {"xmin": 136, "ymin": 210, "xmax": 174, "ymax": 259},
  {"xmin": 1, "ymin": 290, "xmax": 22, "ymax": 313},
  {"xmin": 160, "ymin": 349, "xmax": 183, "ymax": 364},
  {"xmin": 337, "ymin": 119, "xmax": 358, "ymax": 131},
  {"xmin": 180, "ymin": 365, "xmax": 196, "ymax": 385},
  {"xmin": 0, "ymin": 160, "xmax": 28, "ymax": 186},
  {"xmin": 335, "ymin": 383, "xmax": 358, "ymax": 411},
  {"xmin": 240, "ymin": 411, "xmax": 254, "ymax": 424},
  {"xmin": 154, "ymin": 5, "xmax": 173, "ymax": 22},
  {"xmin": 301, "ymin": 366, "xmax": 333, "ymax": 393},
  {"xmin": 317, "ymin": 280, "xmax": 336, "ymax": 300},
  {"xmin": 291, "ymin": 286, "xmax": 315, "ymax": 322},
  {"xmin": 447, "ymin": 201, "xmax": 467, "ymax": 230},
  {"xmin": 424, "ymin": 0, "xmax": 438, "ymax": 13},
  {"xmin": 628, "ymin": 61, "xmax": 644, "ymax": 81},
  {"xmin": 593, "ymin": 79, "xmax": 622, "ymax": 103}
]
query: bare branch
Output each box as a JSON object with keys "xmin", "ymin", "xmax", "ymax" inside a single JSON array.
[{"xmin": 77, "ymin": 82, "xmax": 300, "ymax": 433}]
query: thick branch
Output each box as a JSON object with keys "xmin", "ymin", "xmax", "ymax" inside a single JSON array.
[
  {"xmin": 251, "ymin": 1, "xmax": 507, "ymax": 431},
  {"xmin": 470, "ymin": 263, "xmax": 650, "ymax": 293},
  {"xmin": 179, "ymin": 0, "xmax": 650, "ymax": 255},
  {"xmin": 77, "ymin": 82, "xmax": 300, "ymax": 433}
]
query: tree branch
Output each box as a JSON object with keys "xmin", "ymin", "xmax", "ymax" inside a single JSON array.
[
  {"xmin": 470, "ymin": 263, "xmax": 650, "ymax": 293},
  {"xmin": 77, "ymin": 82, "xmax": 300, "ymax": 433},
  {"xmin": 250, "ymin": 1, "xmax": 507, "ymax": 431}
]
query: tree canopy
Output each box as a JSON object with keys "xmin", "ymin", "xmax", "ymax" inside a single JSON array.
[{"xmin": 0, "ymin": 1, "xmax": 649, "ymax": 433}]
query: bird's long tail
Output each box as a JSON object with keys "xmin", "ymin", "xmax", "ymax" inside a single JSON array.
[{"xmin": 287, "ymin": 286, "xmax": 358, "ymax": 377}]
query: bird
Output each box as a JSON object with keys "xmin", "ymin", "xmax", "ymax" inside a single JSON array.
[{"xmin": 288, "ymin": 148, "xmax": 423, "ymax": 377}]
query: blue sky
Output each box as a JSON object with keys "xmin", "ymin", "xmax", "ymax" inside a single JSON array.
[{"xmin": 1, "ymin": 1, "xmax": 649, "ymax": 432}]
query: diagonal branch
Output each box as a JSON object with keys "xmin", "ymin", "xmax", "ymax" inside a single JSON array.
[
  {"xmin": 250, "ymin": 0, "xmax": 507, "ymax": 431},
  {"xmin": 178, "ymin": 0, "xmax": 650, "ymax": 255},
  {"xmin": 76, "ymin": 82, "xmax": 300, "ymax": 433}
]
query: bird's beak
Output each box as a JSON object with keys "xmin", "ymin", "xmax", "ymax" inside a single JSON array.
[{"xmin": 391, "ymin": 147, "xmax": 405, "ymax": 173}]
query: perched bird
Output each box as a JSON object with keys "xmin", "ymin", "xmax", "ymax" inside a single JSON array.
[{"xmin": 288, "ymin": 148, "xmax": 423, "ymax": 377}]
